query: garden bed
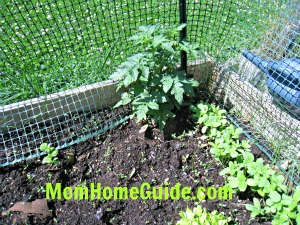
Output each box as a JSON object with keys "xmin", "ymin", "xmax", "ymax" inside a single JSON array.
[
  {"xmin": 0, "ymin": 106, "xmax": 272, "ymax": 225},
  {"xmin": 1, "ymin": 22, "xmax": 298, "ymax": 225}
]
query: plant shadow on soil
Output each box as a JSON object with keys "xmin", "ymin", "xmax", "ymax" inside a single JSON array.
[{"xmin": 0, "ymin": 106, "xmax": 272, "ymax": 225}]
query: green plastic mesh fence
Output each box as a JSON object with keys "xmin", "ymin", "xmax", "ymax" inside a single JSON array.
[{"xmin": 0, "ymin": 0, "xmax": 299, "ymax": 185}]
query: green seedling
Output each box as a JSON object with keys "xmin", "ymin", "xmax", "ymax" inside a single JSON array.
[
  {"xmin": 246, "ymin": 159, "xmax": 279, "ymax": 197},
  {"xmin": 190, "ymin": 101, "xmax": 229, "ymax": 140},
  {"xmin": 182, "ymin": 165, "xmax": 188, "ymax": 172},
  {"xmin": 246, "ymin": 188, "xmax": 300, "ymax": 225},
  {"xmin": 227, "ymin": 170, "xmax": 248, "ymax": 192},
  {"xmin": 26, "ymin": 174, "xmax": 31, "ymax": 180},
  {"xmin": 209, "ymin": 137, "xmax": 250, "ymax": 165},
  {"xmin": 48, "ymin": 172, "xmax": 53, "ymax": 179},
  {"xmin": 37, "ymin": 186, "xmax": 46, "ymax": 193},
  {"xmin": 192, "ymin": 100, "xmax": 299, "ymax": 225},
  {"xmin": 40, "ymin": 143, "xmax": 59, "ymax": 165},
  {"xmin": 268, "ymin": 187, "xmax": 300, "ymax": 225},
  {"xmin": 177, "ymin": 205, "xmax": 231, "ymax": 225},
  {"xmin": 141, "ymin": 152, "xmax": 146, "ymax": 163},
  {"xmin": 5, "ymin": 210, "xmax": 11, "ymax": 216},
  {"xmin": 219, "ymin": 161, "xmax": 244, "ymax": 177},
  {"xmin": 104, "ymin": 146, "xmax": 111, "ymax": 157},
  {"xmin": 116, "ymin": 173, "xmax": 128, "ymax": 179},
  {"xmin": 245, "ymin": 197, "xmax": 264, "ymax": 218}
]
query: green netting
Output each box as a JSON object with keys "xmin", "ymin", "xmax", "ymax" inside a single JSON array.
[{"xmin": 0, "ymin": 0, "xmax": 299, "ymax": 185}]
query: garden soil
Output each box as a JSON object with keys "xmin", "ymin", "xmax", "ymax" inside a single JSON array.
[{"xmin": 1, "ymin": 107, "xmax": 272, "ymax": 225}]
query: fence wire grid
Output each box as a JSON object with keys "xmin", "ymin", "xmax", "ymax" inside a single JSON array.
[{"xmin": 0, "ymin": 0, "xmax": 299, "ymax": 185}]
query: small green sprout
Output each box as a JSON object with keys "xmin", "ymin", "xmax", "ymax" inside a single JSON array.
[
  {"xmin": 40, "ymin": 143, "xmax": 60, "ymax": 165},
  {"xmin": 37, "ymin": 186, "xmax": 46, "ymax": 193}
]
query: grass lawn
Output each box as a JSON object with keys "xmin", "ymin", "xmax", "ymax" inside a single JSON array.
[{"xmin": 0, "ymin": 0, "xmax": 286, "ymax": 105}]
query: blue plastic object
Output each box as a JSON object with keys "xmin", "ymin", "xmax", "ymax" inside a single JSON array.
[{"xmin": 242, "ymin": 50, "xmax": 300, "ymax": 109}]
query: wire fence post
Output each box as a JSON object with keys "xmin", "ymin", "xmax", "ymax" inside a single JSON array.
[{"xmin": 179, "ymin": 0, "xmax": 188, "ymax": 76}]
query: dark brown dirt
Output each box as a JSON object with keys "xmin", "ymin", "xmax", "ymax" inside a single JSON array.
[{"xmin": 0, "ymin": 107, "xmax": 273, "ymax": 225}]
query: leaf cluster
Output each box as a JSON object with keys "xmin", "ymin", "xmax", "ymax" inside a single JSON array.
[
  {"xmin": 245, "ymin": 187, "xmax": 300, "ymax": 225},
  {"xmin": 191, "ymin": 101, "xmax": 300, "ymax": 225},
  {"xmin": 40, "ymin": 143, "xmax": 59, "ymax": 165},
  {"xmin": 191, "ymin": 101, "xmax": 248, "ymax": 164},
  {"xmin": 110, "ymin": 24, "xmax": 202, "ymax": 129},
  {"xmin": 190, "ymin": 101, "xmax": 228, "ymax": 140},
  {"xmin": 177, "ymin": 205, "xmax": 231, "ymax": 225}
]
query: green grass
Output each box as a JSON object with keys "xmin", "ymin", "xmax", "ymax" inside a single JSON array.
[
  {"xmin": 0, "ymin": 0, "xmax": 134, "ymax": 104},
  {"xmin": 0, "ymin": 0, "xmax": 287, "ymax": 105}
]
